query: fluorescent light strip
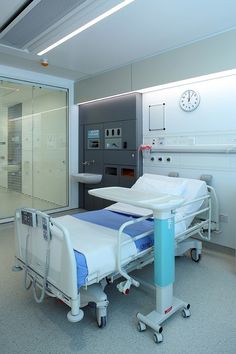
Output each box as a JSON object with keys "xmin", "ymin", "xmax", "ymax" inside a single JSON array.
[{"xmin": 37, "ymin": 0, "xmax": 135, "ymax": 56}]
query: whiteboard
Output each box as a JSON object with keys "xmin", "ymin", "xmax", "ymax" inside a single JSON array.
[{"xmin": 149, "ymin": 103, "xmax": 165, "ymax": 131}]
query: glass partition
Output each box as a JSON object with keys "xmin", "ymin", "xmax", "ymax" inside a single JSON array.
[{"xmin": 0, "ymin": 79, "xmax": 68, "ymax": 220}]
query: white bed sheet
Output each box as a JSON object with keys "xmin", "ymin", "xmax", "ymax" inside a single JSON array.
[{"xmin": 54, "ymin": 215, "xmax": 137, "ymax": 282}]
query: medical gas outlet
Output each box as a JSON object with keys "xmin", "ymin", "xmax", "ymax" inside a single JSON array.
[
  {"xmin": 150, "ymin": 156, "xmax": 172, "ymax": 163},
  {"xmin": 150, "ymin": 156, "xmax": 163, "ymax": 162}
]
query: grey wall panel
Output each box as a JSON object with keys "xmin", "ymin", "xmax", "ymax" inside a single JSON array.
[
  {"xmin": 84, "ymin": 188, "xmax": 104, "ymax": 210},
  {"xmin": 75, "ymin": 65, "xmax": 132, "ymax": 104},
  {"xmin": 132, "ymin": 29, "xmax": 236, "ymax": 90},
  {"xmin": 75, "ymin": 29, "xmax": 236, "ymax": 102},
  {"xmin": 103, "ymin": 150, "xmax": 137, "ymax": 166},
  {"xmin": 79, "ymin": 93, "xmax": 137, "ymax": 124},
  {"xmin": 121, "ymin": 120, "xmax": 136, "ymax": 150}
]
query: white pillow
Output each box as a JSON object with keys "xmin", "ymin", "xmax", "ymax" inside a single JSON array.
[
  {"xmin": 140, "ymin": 174, "xmax": 207, "ymax": 227},
  {"xmin": 131, "ymin": 174, "xmax": 187, "ymax": 197},
  {"xmin": 177, "ymin": 178, "xmax": 207, "ymax": 227},
  {"xmin": 131, "ymin": 174, "xmax": 207, "ymax": 228}
]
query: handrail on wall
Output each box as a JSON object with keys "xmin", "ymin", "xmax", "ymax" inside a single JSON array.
[{"xmin": 150, "ymin": 144, "xmax": 236, "ymax": 154}]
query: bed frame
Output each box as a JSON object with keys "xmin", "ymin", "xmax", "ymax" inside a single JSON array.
[{"xmin": 13, "ymin": 186, "xmax": 219, "ymax": 328}]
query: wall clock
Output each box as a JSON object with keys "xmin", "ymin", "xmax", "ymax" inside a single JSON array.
[{"xmin": 179, "ymin": 90, "xmax": 200, "ymax": 112}]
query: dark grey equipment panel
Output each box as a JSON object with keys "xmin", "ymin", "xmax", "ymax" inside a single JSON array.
[{"xmin": 79, "ymin": 93, "xmax": 142, "ymax": 211}]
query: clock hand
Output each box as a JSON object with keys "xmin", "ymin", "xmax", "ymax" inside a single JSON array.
[{"xmin": 188, "ymin": 91, "xmax": 190, "ymax": 102}]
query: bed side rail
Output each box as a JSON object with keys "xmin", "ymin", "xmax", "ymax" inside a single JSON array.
[
  {"xmin": 175, "ymin": 185, "xmax": 219, "ymax": 242},
  {"xmin": 207, "ymin": 186, "xmax": 220, "ymax": 231},
  {"xmin": 175, "ymin": 194, "xmax": 211, "ymax": 242},
  {"xmin": 115, "ymin": 214, "xmax": 153, "ymax": 294}
]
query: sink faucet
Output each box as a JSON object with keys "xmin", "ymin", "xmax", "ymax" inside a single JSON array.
[{"xmin": 82, "ymin": 160, "xmax": 95, "ymax": 166}]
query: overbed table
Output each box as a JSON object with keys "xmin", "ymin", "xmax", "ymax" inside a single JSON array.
[{"xmin": 89, "ymin": 187, "xmax": 191, "ymax": 343}]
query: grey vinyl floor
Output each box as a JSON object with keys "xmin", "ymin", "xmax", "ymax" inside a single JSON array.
[
  {"xmin": 0, "ymin": 187, "xmax": 60, "ymax": 220},
  {"xmin": 0, "ymin": 222, "xmax": 236, "ymax": 354}
]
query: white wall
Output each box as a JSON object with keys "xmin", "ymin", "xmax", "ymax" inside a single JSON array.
[
  {"xmin": 142, "ymin": 73, "xmax": 236, "ymax": 249},
  {"xmin": 0, "ymin": 64, "xmax": 79, "ymax": 214}
]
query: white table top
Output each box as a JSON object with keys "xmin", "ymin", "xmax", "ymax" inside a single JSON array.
[{"xmin": 89, "ymin": 187, "xmax": 184, "ymax": 211}]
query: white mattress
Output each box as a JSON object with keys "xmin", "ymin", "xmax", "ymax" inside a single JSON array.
[{"xmin": 55, "ymin": 215, "xmax": 137, "ymax": 283}]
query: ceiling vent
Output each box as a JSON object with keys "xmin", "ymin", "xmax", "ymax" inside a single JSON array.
[{"xmin": 0, "ymin": 0, "xmax": 87, "ymax": 50}]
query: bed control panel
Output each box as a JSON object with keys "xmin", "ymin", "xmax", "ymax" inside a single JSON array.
[
  {"xmin": 21, "ymin": 210, "xmax": 37, "ymax": 228},
  {"xmin": 42, "ymin": 217, "xmax": 51, "ymax": 241}
]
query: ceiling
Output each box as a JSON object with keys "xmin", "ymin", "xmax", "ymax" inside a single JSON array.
[{"xmin": 0, "ymin": 0, "xmax": 236, "ymax": 81}]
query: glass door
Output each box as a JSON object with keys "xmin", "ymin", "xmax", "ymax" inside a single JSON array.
[
  {"xmin": 0, "ymin": 79, "xmax": 68, "ymax": 220},
  {"xmin": 31, "ymin": 86, "xmax": 68, "ymax": 208}
]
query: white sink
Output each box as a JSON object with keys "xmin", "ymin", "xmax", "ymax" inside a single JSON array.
[{"xmin": 72, "ymin": 173, "xmax": 102, "ymax": 184}]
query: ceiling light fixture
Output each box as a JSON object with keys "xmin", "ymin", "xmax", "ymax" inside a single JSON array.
[{"xmin": 37, "ymin": 0, "xmax": 135, "ymax": 56}]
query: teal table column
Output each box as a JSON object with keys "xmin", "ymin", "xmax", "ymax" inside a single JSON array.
[{"xmin": 154, "ymin": 212, "xmax": 175, "ymax": 287}]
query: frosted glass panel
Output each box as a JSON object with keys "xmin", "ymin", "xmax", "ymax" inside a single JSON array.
[
  {"xmin": 0, "ymin": 80, "xmax": 68, "ymax": 220},
  {"xmin": 149, "ymin": 103, "xmax": 165, "ymax": 131}
]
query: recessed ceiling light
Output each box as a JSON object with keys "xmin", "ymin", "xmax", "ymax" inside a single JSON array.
[{"xmin": 37, "ymin": 0, "xmax": 135, "ymax": 56}]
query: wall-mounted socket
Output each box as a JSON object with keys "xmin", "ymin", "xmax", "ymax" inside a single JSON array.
[{"xmin": 219, "ymin": 214, "xmax": 229, "ymax": 223}]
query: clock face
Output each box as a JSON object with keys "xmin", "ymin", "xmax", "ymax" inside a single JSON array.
[{"xmin": 180, "ymin": 90, "xmax": 200, "ymax": 112}]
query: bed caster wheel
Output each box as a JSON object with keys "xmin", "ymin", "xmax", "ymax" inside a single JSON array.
[
  {"xmin": 137, "ymin": 321, "xmax": 146, "ymax": 332},
  {"xmin": 67, "ymin": 309, "xmax": 84, "ymax": 323},
  {"xmin": 96, "ymin": 306, "xmax": 107, "ymax": 328},
  {"xmin": 153, "ymin": 332, "xmax": 163, "ymax": 344},
  {"xmin": 190, "ymin": 248, "xmax": 201, "ymax": 262},
  {"xmin": 97, "ymin": 316, "xmax": 107, "ymax": 329},
  {"xmin": 182, "ymin": 308, "xmax": 191, "ymax": 318}
]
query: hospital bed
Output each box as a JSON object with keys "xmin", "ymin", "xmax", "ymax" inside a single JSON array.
[{"xmin": 13, "ymin": 174, "xmax": 219, "ymax": 330}]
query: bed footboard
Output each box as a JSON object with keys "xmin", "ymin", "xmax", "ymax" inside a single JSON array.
[{"xmin": 14, "ymin": 208, "xmax": 84, "ymax": 322}]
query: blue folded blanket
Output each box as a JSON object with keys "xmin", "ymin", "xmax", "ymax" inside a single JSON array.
[
  {"xmin": 73, "ymin": 209, "xmax": 154, "ymax": 251},
  {"xmin": 72, "ymin": 210, "xmax": 154, "ymax": 288}
]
